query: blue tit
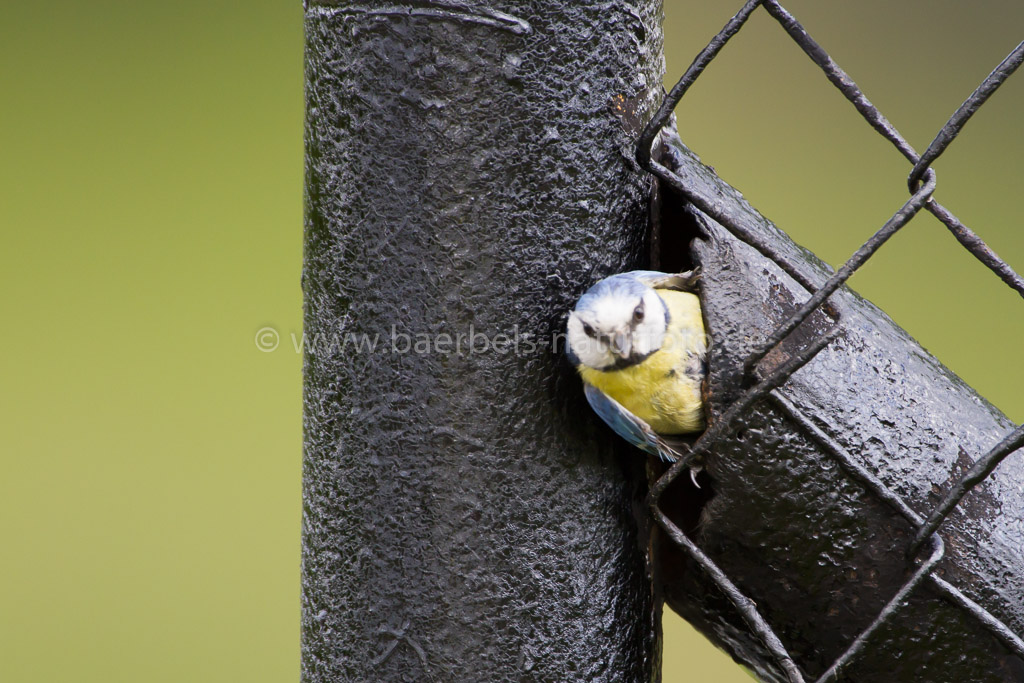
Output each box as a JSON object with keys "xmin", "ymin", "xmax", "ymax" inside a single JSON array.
[{"xmin": 565, "ymin": 270, "xmax": 707, "ymax": 464}]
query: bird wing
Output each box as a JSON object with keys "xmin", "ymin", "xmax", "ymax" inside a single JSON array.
[
  {"xmin": 629, "ymin": 269, "xmax": 701, "ymax": 292},
  {"xmin": 583, "ymin": 382, "xmax": 685, "ymax": 463}
]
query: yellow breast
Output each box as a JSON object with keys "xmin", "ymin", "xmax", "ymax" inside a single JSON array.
[{"xmin": 578, "ymin": 289, "xmax": 706, "ymax": 434}]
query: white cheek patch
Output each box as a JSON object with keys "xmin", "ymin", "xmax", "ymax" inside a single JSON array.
[
  {"xmin": 632, "ymin": 319, "xmax": 665, "ymax": 356},
  {"xmin": 567, "ymin": 313, "xmax": 615, "ymax": 369},
  {"xmin": 631, "ymin": 291, "xmax": 668, "ymax": 356}
]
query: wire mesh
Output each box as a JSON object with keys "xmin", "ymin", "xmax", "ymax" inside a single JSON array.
[{"xmin": 637, "ymin": 2, "xmax": 1024, "ymax": 680}]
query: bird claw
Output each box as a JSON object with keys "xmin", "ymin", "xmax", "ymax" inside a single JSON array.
[{"xmin": 689, "ymin": 467, "xmax": 701, "ymax": 488}]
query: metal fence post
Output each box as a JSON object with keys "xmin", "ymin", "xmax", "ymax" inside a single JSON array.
[{"xmin": 302, "ymin": 2, "xmax": 666, "ymax": 680}]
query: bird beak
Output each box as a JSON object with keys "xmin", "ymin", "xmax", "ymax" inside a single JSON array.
[{"xmin": 611, "ymin": 330, "xmax": 632, "ymax": 359}]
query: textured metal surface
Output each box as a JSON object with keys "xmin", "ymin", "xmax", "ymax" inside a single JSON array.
[
  {"xmin": 302, "ymin": 1, "xmax": 666, "ymax": 681},
  {"xmin": 652, "ymin": 133, "xmax": 1024, "ymax": 682},
  {"xmin": 634, "ymin": 3, "xmax": 1024, "ymax": 680}
]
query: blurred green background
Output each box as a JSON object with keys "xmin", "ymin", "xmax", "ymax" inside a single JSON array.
[{"xmin": 1, "ymin": 1, "xmax": 1021, "ymax": 681}]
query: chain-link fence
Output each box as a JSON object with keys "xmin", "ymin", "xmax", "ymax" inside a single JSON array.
[{"xmin": 638, "ymin": 2, "xmax": 1024, "ymax": 681}]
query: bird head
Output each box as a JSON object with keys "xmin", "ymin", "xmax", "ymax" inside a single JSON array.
[{"xmin": 567, "ymin": 274, "xmax": 669, "ymax": 370}]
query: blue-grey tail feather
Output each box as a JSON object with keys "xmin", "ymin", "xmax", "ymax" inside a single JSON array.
[{"xmin": 583, "ymin": 383, "xmax": 684, "ymax": 463}]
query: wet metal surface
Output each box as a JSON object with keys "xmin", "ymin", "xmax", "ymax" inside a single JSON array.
[
  {"xmin": 639, "ymin": 3, "xmax": 1024, "ymax": 680},
  {"xmin": 302, "ymin": 1, "xmax": 667, "ymax": 681},
  {"xmin": 648, "ymin": 98, "xmax": 1024, "ymax": 683}
]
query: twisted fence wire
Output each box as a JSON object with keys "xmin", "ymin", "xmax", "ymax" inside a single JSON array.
[{"xmin": 637, "ymin": 3, "xmax": 1024, "ymax": 680}]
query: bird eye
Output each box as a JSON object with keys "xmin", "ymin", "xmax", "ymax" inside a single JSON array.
[
  {"xmin": 633, "ymin": 303, "xmax": 645, "ymax": 322},
  {"xmin": 582, "ymin": 322, "xmax": 596, "ymax": 338}
]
